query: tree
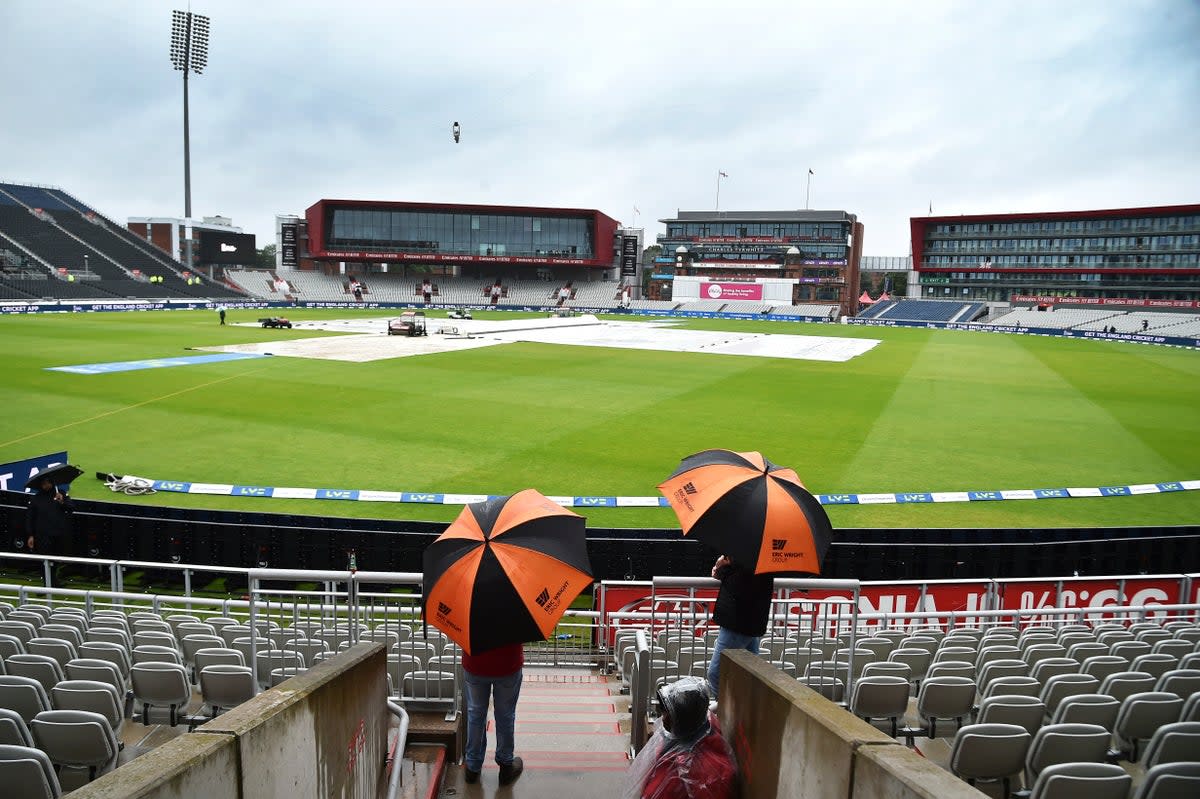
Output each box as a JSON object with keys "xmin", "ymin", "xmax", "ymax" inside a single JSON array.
[{"xmin": 256, "ymin": 244, "xmax": 277, "ymax": 270}]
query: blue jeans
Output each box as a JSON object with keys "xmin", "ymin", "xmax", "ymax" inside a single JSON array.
[
  {"xmin": 706, "ymin": 628, "xmax": 761, "ymax": 697},
  {"xmin": 464, "ymin": 668, "xmax": 522, "ymax": 772}
]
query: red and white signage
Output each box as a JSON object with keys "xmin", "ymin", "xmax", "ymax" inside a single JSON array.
[
  {"xmin": 1012, "ymin": 295, "xmax": 1200, "ymax": 309},
  {"xmin": 700, "ymin": 281, "xmax": 763, "ymax": 301}
]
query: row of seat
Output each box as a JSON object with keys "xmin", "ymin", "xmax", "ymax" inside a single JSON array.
[{"xmin": 945, "ymin": 722, "xmax": 1200, "ymax": 799}]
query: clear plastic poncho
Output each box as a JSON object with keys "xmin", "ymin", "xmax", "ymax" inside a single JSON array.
[{"xmin": 622, "ymin": 677, "xmax": 738, "ymax": 799}]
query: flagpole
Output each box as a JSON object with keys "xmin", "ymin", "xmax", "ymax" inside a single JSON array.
[
  {"xmin": 715, "ymin": 170, "xmax": 721, "ymax": 211},
  {"xmin": 806, "ymin": 169, "xmax": 813, "ymax": 210}
]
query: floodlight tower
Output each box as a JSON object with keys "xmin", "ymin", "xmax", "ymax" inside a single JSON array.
[{"xmin": 170, "ymin": 9, "xmax": 209, "ymax": 272}]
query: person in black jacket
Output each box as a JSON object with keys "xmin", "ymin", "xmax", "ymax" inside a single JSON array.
[
  {"xmin": 706, "ymin": 554, "xmax": 774, "ymax": 696},
  {"xmin": 26, "ymin": 476, "xmax": 74, "ymax": 574}
]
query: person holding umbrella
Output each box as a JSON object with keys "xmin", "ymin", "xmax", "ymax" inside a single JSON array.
[
  {"xmin": 657, "ymin": 449, "xmax": 833, "ymax": 698},
  {"xmin": 25, "ymin": 464, "xmax": 83, "ymax": 585},
  {"xmin": 705, "ymin": 554, "xmax": 774, "ymax": 696},
  {"xmin": 423, "ymin": 489, "xmax": 594, "ymax": 788}
]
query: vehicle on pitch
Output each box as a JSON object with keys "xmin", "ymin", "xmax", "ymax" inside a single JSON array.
[
  {"xmin": 259, "ymin": 316, "xmax": 293, "ymax": 329},
  {"xmin": 447, "ymin": 307, "xmax": 473, "ymax": 320},
  {"xmin": 388, "ymin": 311, "xmax": 428, "ymax": 336}
]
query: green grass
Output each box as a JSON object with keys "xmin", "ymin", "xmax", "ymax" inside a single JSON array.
[{"xmin": 1, "ymin": 308, "xmax": 1198, "ymax": 529}]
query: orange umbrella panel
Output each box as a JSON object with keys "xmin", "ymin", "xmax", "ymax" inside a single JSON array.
[{"xmin": 422, "ymin": 490, "xmax": 594, "ymax": 655}]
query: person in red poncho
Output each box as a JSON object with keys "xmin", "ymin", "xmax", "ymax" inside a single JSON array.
[{"xmin": 622, "ymin": 677, "xmax": 737, "ymax": 799}]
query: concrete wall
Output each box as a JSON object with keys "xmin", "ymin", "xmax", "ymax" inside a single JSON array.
[
  {"xmin": 72, "ymin": 642, "xmax": 389, "ymax": 799},
  {"xmin": 717, "ymin": 650, "xmax": 983, "ymax": 799}
]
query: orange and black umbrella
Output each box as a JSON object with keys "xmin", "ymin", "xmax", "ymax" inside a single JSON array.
[
  {"xmin": 422, "ymin": 489, "xmax": 593, "ymax": 655},
  {"xmin": 657, "ymin": 449, "xmax": 832, "ymax": 576}
]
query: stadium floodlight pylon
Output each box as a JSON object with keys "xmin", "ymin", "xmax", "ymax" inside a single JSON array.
[{"xmin": 169, "ymin": 9, "xmax": 210, "ymax": 275}]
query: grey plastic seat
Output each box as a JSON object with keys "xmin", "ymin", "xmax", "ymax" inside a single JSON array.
[
  {"xmin": 927, "ymin": 661, "xmax": 975, "ymax": 680},
  {"xmin": 85, "ymin": 627, "xmax": 132, "ymax": 650},
  {"xmin": 24, "ymin": 639, "xmax": 76, "ymax": 670},
  {"xmin": 1066, "ymin": 642, "xmax": 1108, "ymax": 664},
  {"xmin": 949, "ymin": 722, "xmax": 1031, "ymax": 796},
  {"xmin": 176, "ymin": 622, "xmax": 218, "ymax": 640},
  {"xmin": 198, "ymin": 664, "xmax": 255, "ymax": 718},
  {"xmin": 978, "ymin": 659, "xmax": 1029, "ymax": 690},
  {"xmin": 1155, "ymin": 669, "xmax": 1200, "ymax": 700},
  {"xmin": 132, "ymin": 630, "xmax": 177, "ymax": 651},
  {"xmin": 217, "ymin": 626, "xmax": 252, "ymax": 647},
  {"xmin": 1140, "ymin": 721, "xmax": 1200, "ymax": 768},
  {"xmin": 1081, "ymin": 655, "xmax": 1131, "ymax": 683},
  {"xmin": 0, "ymin": 622, "xmax": 36, "ymax": 648},
  {"xmin": 1049, "ymin": 693, "xmax": 1120, "ymax": 731},
  {"xmin": 888, "ymin": 648, "xmax": 932, "ymax": 683},
  {"xmin": 848, "ymin": 675, "xmax": 910, "ymax": 737},
  {"xmin": 861, "ymin": 661, "xmax": 911, "ymax": 681},
  {"xmin": 1111, "ymin": 641, "xmax": 1153, "ymax": 663},
  {"xmin": 181, "ymin": 634, "xmax": 225, "ymax": 669},
  {"xmin": 193, "ymin": 648, "xmax": 245, "ymax": 680},
  {"xmin": 1180, "ymin": 691, "xmax": 1200, "ymax": 723},
  {"xmin": 1024, "ymin": 722, "xmax": 1110, "ymax": 787},
  {"xmin": 0, "ymin": 743, "xmax": 61, "ymax": 799},
  {"xmin": 269, "ymin": 668, "xmax": 303, "ymax": 687},
  {"xmin": 1099, "ymin": 671, "xmax": 1157, "ymax": 704},
  {"xmin": 910, "ymin": 675, "xmax": 976, "ymax": 741},
  {"xmin": 230, "ymin": 637, "xmax": 269, "ymax": 669},
  {"xmin": 130, "ymin": 662, "xmax": 192, "ymax": 727},
  {"xmin": 981, "ymin": 676, "xmax": 1041, "ymax": 701},
  {"xmin": 1028, "ymin": 761, "xmax": 1131, "ymax": 799},
  {"xmin": 1152, "ymin": 640, "xmax": 1194, "ymax": 661},
  {"xmin": 1133, "ymin": 762, "xmax": 1200, "ymax": 799},
  {"xmin": 63, "ymin": 659, "xmax": 124, "ymax": 700},
  {"xmin": 1038, "ymin": 673, "xmax": 1100, "ymax": 716},
  {"xmin": 4, "ymin": 655, "xmax": 64, "ymax": 694},
  {"xmin": 35, "ymin": 625, "xmax": 83, "ymax": 650},
  {"xmin": 0, "ymin": 708, "xmax": 34, "ymax": 747},
  {"xmin": 77, "ymin": 642, "xmax": 131, "ymax": 684},
  {"xmin": 1132, "ymin": 654, "xmax": 1180, "ymax": 680},
  {"xmin": 30, "ymin": 709, "xmax": 120, "ymax": 782},
  {"xmin": 1113, "ymin": 691, "xmax": 1185, "ymax": 760},
  {"xmin": 1030, "ymin": 657, "xmax": 1080, "ymax": 684},
  {"xmin": 976, "ymin": 694, "xmax": 1046, "ymax": 736},
  {"xmin": 0, "ymin": 634, "xmax": 24, "ymax": 660},
  {"xmin": 401, "ymin": 670, "xmax": 455, "ymax": 711},
  {"xmin": 255, "ymin": 649, "xmax": 304, "ymax": 687},
  {"xmin": 49, "ymin": 680, "xmax": 124, "ymax": 739},
  {"xmin": 132, "ymin": 644, "xmax": 182, "ymax": 666}
]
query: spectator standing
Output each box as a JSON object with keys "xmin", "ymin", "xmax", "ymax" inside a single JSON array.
[
  {"xmin": 26, "ymin": 476, "xmax": 74, "ymax": 585},
  {"xmin": 422, "ymin": 279, "xmax": 433, "ymax": 305},
  {"xmin": 705, "ymin": 555, "xmax": 774, "ymax": 697},
  {"xmin": 462, "ymin": 642, "xmax": 525, "ymax": 785}
]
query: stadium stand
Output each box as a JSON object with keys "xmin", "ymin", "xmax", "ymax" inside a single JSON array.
[
  {"xmin": 859, "ymin": 299, "xmax": 986, "ymax": 323},
  {"xmin": 768, "ymin": 303, "xmax": 841, "ymax": 319},
  {"xmin": 987, "ymin": 308, "xmax": 1124, "ymax": 330},
  {"xmin": 0, "ymin": 182, "xmax": 245, "ymax": 301}
]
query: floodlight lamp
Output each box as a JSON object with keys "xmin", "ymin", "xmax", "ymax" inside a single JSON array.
[
  {"xmin": 786, "ymin": 246, "xmax": 801, "ymax": 255},
  {"xmin": 675, "ymin": 245, "xmax": 688, "ymax": 254}
]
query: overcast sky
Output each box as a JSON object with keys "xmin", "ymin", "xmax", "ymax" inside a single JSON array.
[{"xmin": 1, "ymin": 1, "xmax": 1197, "ymax": 255}]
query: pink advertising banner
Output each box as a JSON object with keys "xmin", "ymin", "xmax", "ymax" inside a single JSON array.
[{"xmin": 700, "ymin": 281, "xmax": 763, "ymax": 301}]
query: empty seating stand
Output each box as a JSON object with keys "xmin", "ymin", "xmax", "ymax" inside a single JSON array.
[{"xmin": 860, "ymin": 299, "xmax": 984, "ymax": 323}]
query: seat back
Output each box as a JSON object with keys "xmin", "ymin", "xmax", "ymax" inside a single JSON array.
[
  {"xmin": 977, "ymin": 694, "xmax": 1046, "ymax": 736},
  {"xmin": 4, "ymin": 655, "xmax": 64, "ymax": 694},
  {"xmin": 981, "ymin": 676, "xmax": 1041, "ymax": 701},
  {"xmin": 1132, "ymin": 654, "xmax": 1179, "ymax": 680},
  {"xmin": 1025, "ymin": 722, "xmax": 1109, "ymax": 784},
  {"xmin": 1028, "ymin": 761, "xmax": 1130, "ymax": 799},
  {"xmin": 849, "ymin": 676, "xmax": 909, "ymax": 718},
  {"xmin": 1152, "ymin": 640, "xmax": 1194, "ymax": 660},
  {"xmin": 1099, "ymin": 671, "xmax": 1157, "ymax": 704},
  {"xmin": 949, "ymin": 722, "xmax": 1031, "ymax": 782},
  {"xmin": 917, "ymin": 676, "xmax": 976, "ymax": 725},
  {"xmin": 35, "ymin": 625, "xmax": 82, "ymax": 649},
  {"xmin": 1039, "ymin": 673, "xmax": 1100, "ymax": 714},
  {"xmin": 48, "ymin": 681, "xmax": 122, "ymax": 732},
  {"xmin": 1155, "ymin": 669, "xmax": 1200, "ymax": 700},
  {"xmin": 199, "ymin": 665, "xmax": 256, "ymax": 713},
  {"xmin": 132, "ymin": 645, "xmax": 182, "ymax": 666},
  {"xmin": 1030, "ymin": 657, "xmax": 1080, "ymax": 684},
  {"xmin": 0, "ymin": 707, "xmax": 34, "ymax": 747},
  {"xmin": 400, "ymin": 670, "xmax": 455, "ymax": 710},
  {"xmin": 64, "ymin": 659, "xmax": 123, "ymax": 697},
  {"xmin": 24, "ymin": 639, "xmax": 76, "ymax": 669},
  {"xmin": 1140, "ymin": 721, "xmax": 1200, "ymax": 769},
  {"xmin": 1134, "ymin": 762, "xmax": 1200, "ymax": 799},
  {"xmin": 194, "ymin": 648, "xmax": 245, "ymax": 675},
  {"xmin": 0, "ymin": 743, "xmax": 61, "ymax": 799},
  {"xmin": 30, "ymin": 709, "xmax": 119, "ymax": 772},
  {"xmin": 77, "ymin": 642, "xmax": 131, "ymax": 679},
  {"xmin": 1049, "ymin": 693, "xmax": 1120, "ymax": 731},
  {"xmin": 0, "ymin": 634, "xmax": 24, "ymax": 660},
  {"xmin": 1180, "ymin": 691, "xmax": 1200, "ymax": 723},
  {"xmin": 1114, "ymin": 692, "xmax": 1185, "ymax": 759},
  {"xmin": 130, "ymin": 662, "xmax": 191, "ymax": 705}
]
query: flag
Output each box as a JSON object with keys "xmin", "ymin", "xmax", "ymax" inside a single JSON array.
[
  {"xmin": 719, "ymin": 171, "xmax": 728, "ymax": 177},
  {"xmin": 929, "ymin": 201, "xmax": 933, "ymax": 215},
  {"xmin": 808, "ymin": 168, "xmax": 814, "ymax": 175},
  {"xmin": 634, "ymin": 206, "xmax": 640, "ymax": 214}
]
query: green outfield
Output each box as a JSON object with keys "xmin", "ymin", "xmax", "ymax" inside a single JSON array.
[{"xmin": 1, "ymin": 308, "xmax": 1197, "ymax": 529}]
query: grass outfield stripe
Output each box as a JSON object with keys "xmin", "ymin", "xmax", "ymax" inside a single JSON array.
[{"xmin": 2, "ymin": 310, "xmax": 1198, "ymax": 529}]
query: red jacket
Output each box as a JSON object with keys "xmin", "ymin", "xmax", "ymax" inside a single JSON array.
[
  {"xmin": 640, "ymin": 729, "xmax": 736, "ymax": 799},
  {"xmin": 462, "ymin": 643, "xmax": 524, "ymax": 677}
]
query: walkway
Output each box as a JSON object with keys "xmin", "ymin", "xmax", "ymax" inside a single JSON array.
[{"xmin": 438, "ymin": 665, "xmax": 631, "ymax": 797}]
